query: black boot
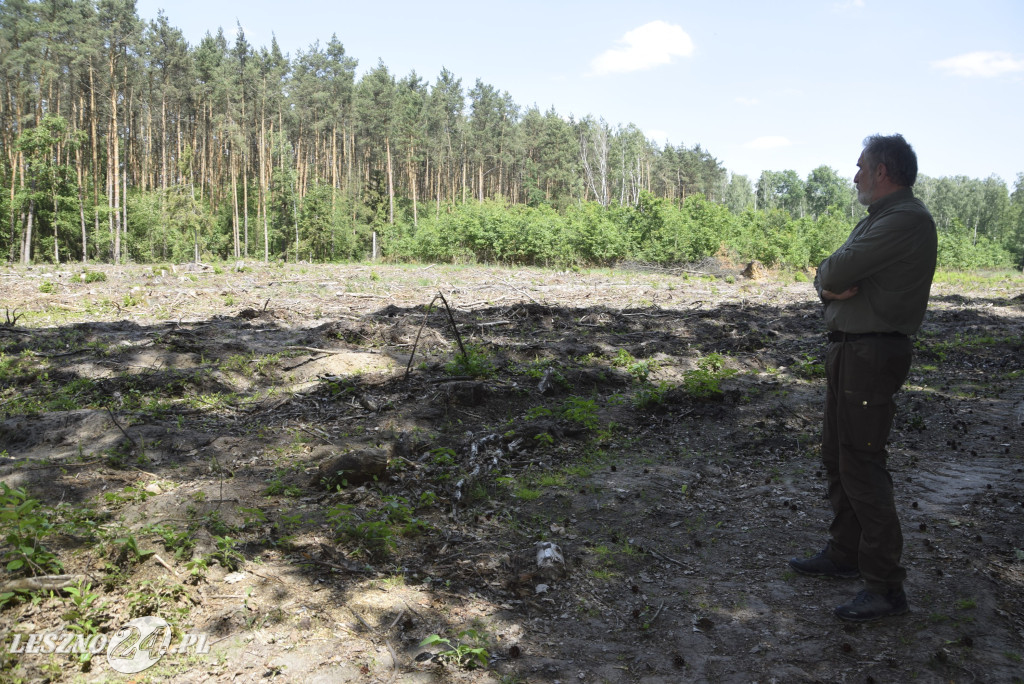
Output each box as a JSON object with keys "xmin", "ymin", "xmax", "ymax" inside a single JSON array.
[
  {"xmin": 788, "ymin": 550, "xmax": 859, "ymax": 579},
  {"xmin": 834, "ymin": 589, "xmax": 908, "ymax": 622}
]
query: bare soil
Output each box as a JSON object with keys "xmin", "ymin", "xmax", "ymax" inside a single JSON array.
[{"xmin": 1, "ymin": 261, "xmax": 1023, "ymax": 684}]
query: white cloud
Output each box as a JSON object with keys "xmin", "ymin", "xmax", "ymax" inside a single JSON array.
[
  {"xmin": 735, "ymin": 96, "xmax": 760, "ymax": 107},
  {"xmin": 590, "ymin": 21, "xmax": 695, "ymax": 75},
  {"xmin": 833, "ymin": 0, "xmax": 865, "ymax": 11},
  {"xmin": 744, "ymin": 136, "xmax": 792, "ymax": 150},
  {"xmin": 932, "ymin": 51, "xmax": 1024, "ymax": 78}
]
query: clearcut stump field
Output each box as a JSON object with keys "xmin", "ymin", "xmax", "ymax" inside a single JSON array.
[{"xmin": 1, "ymin": 262, "xmax": 1022, "ymax": 683}]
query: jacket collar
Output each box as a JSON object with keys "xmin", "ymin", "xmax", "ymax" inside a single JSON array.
[{"xmin": 868, "ymin": 187, "xmax": 914, "ymax": 215}]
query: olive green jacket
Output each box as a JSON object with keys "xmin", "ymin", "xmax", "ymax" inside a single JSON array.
[{"xmin": 814, "ymin": 188, "xmax": 937, "ymax": 335}]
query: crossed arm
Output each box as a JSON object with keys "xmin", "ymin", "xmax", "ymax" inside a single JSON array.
[{"xmin": 821, "ymin": 286, "xmax": 859, "ymax": 301}]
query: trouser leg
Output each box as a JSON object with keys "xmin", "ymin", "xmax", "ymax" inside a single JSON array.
[{"xmin": 821, "ymin": 337, "xmax": 912, "ymax": 592}]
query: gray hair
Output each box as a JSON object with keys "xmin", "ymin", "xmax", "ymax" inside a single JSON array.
[{"xmin": 862, "ymin": 134, "xmax": 918, "ymax": 187}]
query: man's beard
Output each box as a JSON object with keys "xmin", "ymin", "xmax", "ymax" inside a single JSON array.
[{"xmin": 856, "ymin": 185, "xmax": 872, "ymax": 206}]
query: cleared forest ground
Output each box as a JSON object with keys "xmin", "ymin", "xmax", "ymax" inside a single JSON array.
[{"xmin": 1, "ymin": 261, "xmax": 1023, "ymax": 684}]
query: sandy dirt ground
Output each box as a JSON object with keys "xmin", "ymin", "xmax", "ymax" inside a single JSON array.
[{"xmin": 0, "ymin": 260, "xmax": 1022, "ymax": 684}]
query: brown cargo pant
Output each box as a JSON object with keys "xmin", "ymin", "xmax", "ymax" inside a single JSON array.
[{"xmin": 821, "ymin": 335, "xmax": 912, "ymax": 594}]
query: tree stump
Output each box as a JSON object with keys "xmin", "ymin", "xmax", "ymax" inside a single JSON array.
[
  {"xmin": 312, "ymin": 446, "xmax": 388, "ymax": 489},
  {"xmin": 741, "ymin": 260, "xmax": 768, "ymax": 280}
]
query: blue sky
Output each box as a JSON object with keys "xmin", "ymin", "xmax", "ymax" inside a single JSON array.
[{"xmin": 134, "ymin": 0, "xmax": 1024, "ymax": 187}]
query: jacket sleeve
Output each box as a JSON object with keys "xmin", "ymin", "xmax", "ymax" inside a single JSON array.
[{"xmin": 812, "ymin": 268, "xmax": 826, "ymax": 301}]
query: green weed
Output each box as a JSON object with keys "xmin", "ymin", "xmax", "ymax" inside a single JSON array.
[
  {"xmin": 445, "ymin": 344, "xmax": 496, "ymax": 378},
  {"xmin": 612, "ymin": 349, "xmax": 658, "ymax": 382},
  {"xmin": 0, "ymin": 483, "xmax": 63, "ymax": 575},
  {"xmin": 561, "ymin": 396, "xmax": 600, "ymax": 430},
  {"xmin": 223, "ymin": 351, "xmax": 282, "ymax": 377},
  {"xmin": 210, "ymin": 535, "xmax": 244, "ymax": 570},
  {"xmin": 513, "ymin": 487, "xmax": 541, "ymax": 501},
  {"xmin": 126, "ymin": 578, "xmax": 188, "ymax": 619},
  {"xmin": 326, "ymin": 497, "xmax": 430, "ymax": 557},
  {"xmin": 147, "ymin": 523, "xmax": 197, "ymax": 560},
  {"xmin": 791, "ymin": 353, "xmax": 825, "ymax": 379},
  {"xmin": 525, "ymin": 405, "xmax": 554, "ymax": 420},
  {"xmin": 102, "ymin": 483, "xmax": 155, "ymax": 507},
  {"xmin": 263, "ymin": 472, "xmax": 303, "ymax": 497},
  {"xmin": 634, "ymin": 380, "xmax": 671, "ymax": 409},
  {"xmin": 683, "ymin": 353, "xmax": 738, "ymax": 398},
  {"xmin": 420, "ymin": 629, "xmax": 490, "ymax": 669}
]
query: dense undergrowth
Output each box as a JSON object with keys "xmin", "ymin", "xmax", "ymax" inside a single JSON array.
[{"xmin": 119, "ymin": 191, "xmax": 1020, "ymax": 272}]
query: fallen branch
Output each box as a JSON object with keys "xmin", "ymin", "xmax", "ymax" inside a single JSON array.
[
  {"xmin": 284, "ymin": 346, "xmax": 346, "ymax": 355},
  {"xmin": 385, "ymin": 639, "xmax": 400, "ymax": 683},
  {"xmin": 404, "ymin": 292, "xmax": 468, "ymax": 381},
  {"xmin": 153, "ymin": 554, "xmax": 178, "ymax": 575},
  {"xmin": 28, "ymin": 348, "xmax": 93, "ymax": 358},
  {"xmin": 106, "ymin": 407, "xmax": 139, "ymax": 451},
  {"xmin": 387, "ymin": 609, "xmax": 406, "ymax": 631},
  {"xmin": 1, "ymin": 574, "xmax": 88, "ymax": 593},
  {"xmin": 2, "ymin": 307, "xmax": 24, "ymax": 327},
  {"xmin": 350, "ymin": 608, "xmax": 374, "ymax": 632},
  {"xmin": 500, "ymin": 279, "xmax": 543, "ymax": 305},
  {"xmin": 1, "ymin": 459, "xmax": 103, "ymax": 471},
  {"xmin": 629, "ymin": 537, "xmax": 693, "ymax": 570}
]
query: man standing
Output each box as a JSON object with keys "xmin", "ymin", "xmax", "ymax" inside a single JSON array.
[{"xmin": 789, "ymin": 134, "xmax": 937, "ymax": 622}]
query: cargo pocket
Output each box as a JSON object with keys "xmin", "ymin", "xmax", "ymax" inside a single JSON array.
[{"xmin": 841, "ymin": 390, "xmax": 894, "ymax": 453}]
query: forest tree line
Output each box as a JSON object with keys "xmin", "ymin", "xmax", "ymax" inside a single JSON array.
[{"xmin": 2, "ymin": 0, "xmax": 1022, "ymax": 270}]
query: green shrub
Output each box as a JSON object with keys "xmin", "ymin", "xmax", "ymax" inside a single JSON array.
[
  {"xmin": 561, "ymin": 396, "xmax": 600, "ymax": 430},
  {"xmin": 0, "ymin": 483, "xmax": 63, "ymax": 575},
  {"xmin": 445, "ymin": 344, "xmax": 496, "ymax": 378},
  {"xmin": 683, "ymin": 353, "xmax": 738, "ymax": 398},
  {"xmin": 634, "ymin": 381, "xmax": 672, "ymax": 409}
]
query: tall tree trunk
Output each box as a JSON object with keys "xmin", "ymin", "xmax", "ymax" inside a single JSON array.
[
  {"xmin": 232, "ymin": 152, "xmax": 240, "ymax": 259},
  {"xmin": 108, "ymin": 137, "xmax": 116, "ymax": 262},
  {"xmin": 79, "ymin": 183, "xmax": 87, "ymax": 264},
  {"xmin": 89, "ymin": 63, "xmax": 100, "ymax": 259},
  {"xmin": 190, "ymin": 177, "xmax": 199, "ymax": 263},
  {"xmin": 123, "ymin": 163, "xmax": 128, "ymax": 253},
  {"xmin": 110, "ymin": 53, "xmax": 121, "ymax": 264},
  {"xmin": 21, "ymin": 196, "xmax": 34, "ymax": 265},
  {"xmin": 21, "ymin": 157, "xmax": 35, "ymax": 264},
  {"xmin": 7, "ymin": 155, "xmax": 18, "ymax": 262},
  {"xmin": 161, "ymin": 96, "xmax": 168, "ymax": 259},
  {"xmin": 347, "ymin": 129, "xmax": 353, "ymax": 197},
  {"xmin": 330, "ymin": 127, "xmax": 337, "ymax": 197},
  {"xmin": 76, "ymin": 96, "xmax": 87, "ymax": 262},
  {"xmin": 53, "ymin": 193, "xmax": 60, "ymax": 264},
  {"xmin": 409, "ymin": 142, "xmax": 418, "ymax": 227},
  {"xmin": 243, "ymin": 160, "xmax": 249, "ymax": 258},
  {"xmin": 261, "ymin": 118, "xmax": 269, "ymax": 262},
  {"xmin": 293, "ymin": 191, "xmax": 299, "ymax": 263},
  {"xmin": 386, "ymin": 135, "xmax": 394, "ymax": 225},
  {"xmin": 20, "ymin": 204, "xmax": 32, "ymax": 265}
]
